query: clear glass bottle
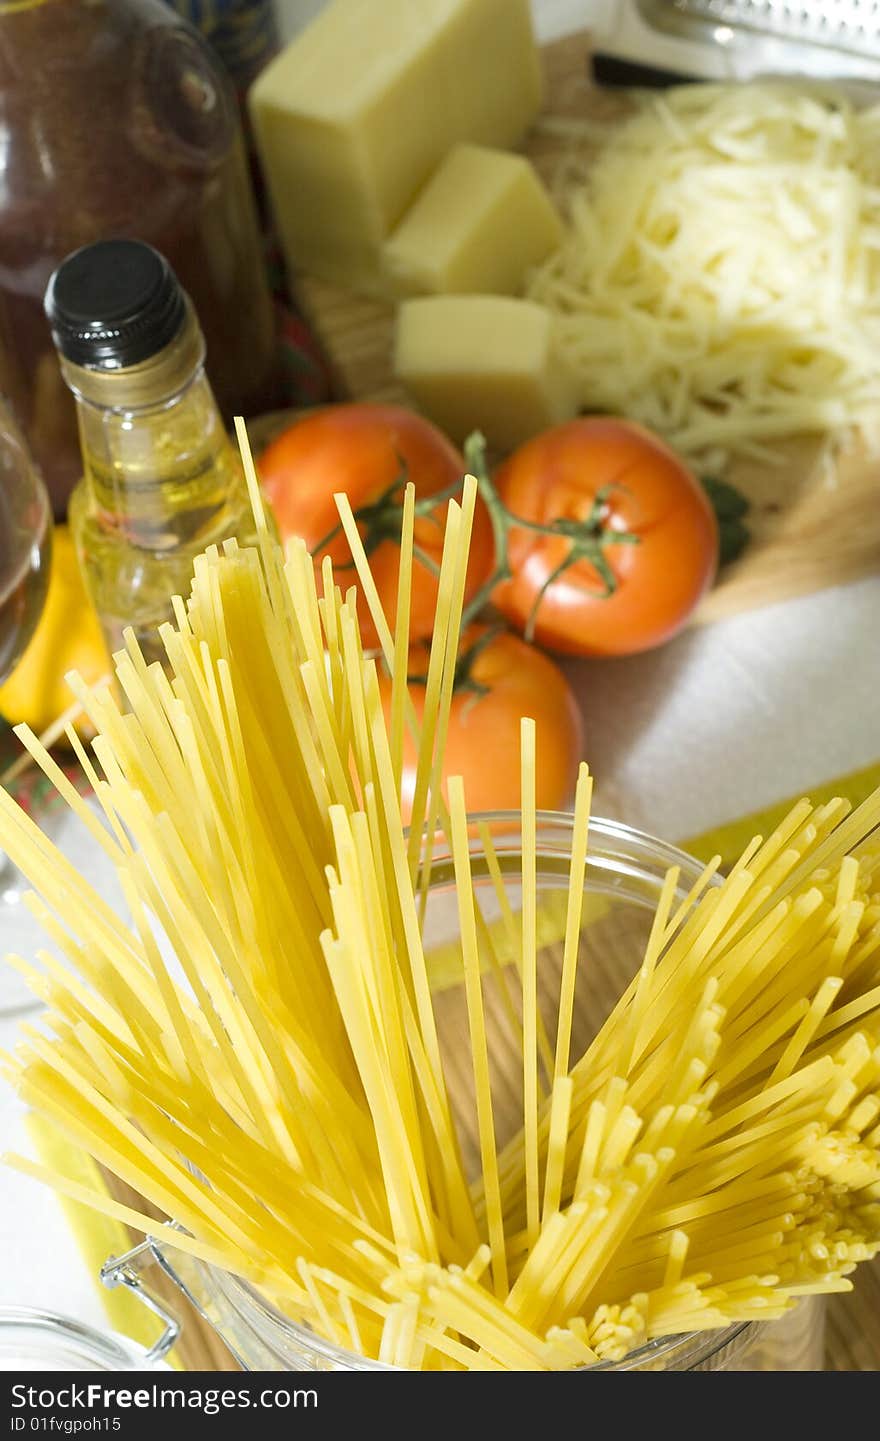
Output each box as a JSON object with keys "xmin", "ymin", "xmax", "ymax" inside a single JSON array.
[
  {"xmin": 45, "ymin": 239, "xmax": 273, "ymax": 668},
  {"xmin": 0, "ymin": 1305, "xmax": 176, "ymax": 1371},
  {"xmin": 0, "ymin": 396, "xmax": 51, "ymax": 686}
]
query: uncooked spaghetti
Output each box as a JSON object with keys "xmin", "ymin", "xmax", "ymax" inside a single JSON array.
[{"xmin": 2, "ymin": 419, "xmax": 880, "ymax": 1369}]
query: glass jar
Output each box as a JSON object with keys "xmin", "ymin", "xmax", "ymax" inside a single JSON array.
[
  {"xmin": 0, "ymin": 0, "xmax": 282, "ymax": 515},
  {"xmin": 102, "ymin": 814, "xmax": 828, "ymax": 1372},
  {"xmin": 0, "ymin": 1306, "xmax": 176, "ymax": 1371},
  {"xmin": 0, "ymin": 393, "xmax": 51, "ymax": 683}
]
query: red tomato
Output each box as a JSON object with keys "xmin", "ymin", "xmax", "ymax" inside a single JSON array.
[
  {"xmin": 492, "ymin": 419, "xmax": 718, "ymax": 657},
  {"xmin": 380, "ymin": 628, "xmax": 583, "ymax": 821},
  {"xmin": 258, "ymin": 404, "xmax": 493, "ymax": 651}
]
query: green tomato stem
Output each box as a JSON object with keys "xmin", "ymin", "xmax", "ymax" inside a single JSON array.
[{"xmin": 311, "ymin": 429, "xmax": 643, "ymax": 644}]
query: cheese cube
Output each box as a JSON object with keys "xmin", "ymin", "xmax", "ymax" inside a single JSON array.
[
  {"xmin": 249, "ymin": 0, "xmax": 542, "ymax": 295},
  {"xmin": 394, "ymin": 296, "xmax": 580, "ymax": 451},
  {"xmin": 382, "ymin": 144, "xmax": 564, "ymax": 298}
]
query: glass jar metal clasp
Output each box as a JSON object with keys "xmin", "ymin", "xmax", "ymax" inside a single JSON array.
[{"xmin": 100, "ymin": 1238, "xmax": 182, "ymax": 1367}]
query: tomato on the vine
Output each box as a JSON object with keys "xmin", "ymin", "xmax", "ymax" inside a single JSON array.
[
  {"xmin": 258, "ymin": 403, "xmax": 493, "ymax": 651},
  {"xmin": 491, "ymin": 419, "xmax": 718, "ymax": 657},
  {"xmin": 380, "ymin": 627, "xmax": 583, "ymax": 821}
]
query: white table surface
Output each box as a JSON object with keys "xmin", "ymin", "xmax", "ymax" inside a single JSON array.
[{"xmin": 2, "ymin": 0, "xmax": 879, "ymax": 1355}]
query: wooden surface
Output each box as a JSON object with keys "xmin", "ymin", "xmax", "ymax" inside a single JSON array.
[
  {"xmin": 827, "ymin": 1261, "xmax": 880, "ymax": 1371},
  {"xmin": 286, "ymin": 32, "xmax": 880, "ymax": 626}
]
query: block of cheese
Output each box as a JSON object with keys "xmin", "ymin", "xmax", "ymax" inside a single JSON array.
[
  {"xmin": 249, "ymin": 0, "xmax": 541, "ymax": 296},
  {"xmin": 382, "ymin": 144, "xmax": 564, "ymax": 298},
  {"xmin": 394, "ymin": 295, "xmax": 580, "ymax": 451}
]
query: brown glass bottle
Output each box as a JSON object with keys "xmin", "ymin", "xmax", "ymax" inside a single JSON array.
[{"xmin": 0, "ymin": 0, "xmax": 282, "ymax": 516}]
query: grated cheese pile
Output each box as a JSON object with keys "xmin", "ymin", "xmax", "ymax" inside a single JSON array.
[{"xmin": 527, "ymin": 83, "xmax": 880, "ymax": 471}]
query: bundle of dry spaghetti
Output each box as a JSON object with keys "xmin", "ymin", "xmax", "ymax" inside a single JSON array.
[{"xmin": 2, "ymin": 419, "xmax": 880, "ymax": 1369}]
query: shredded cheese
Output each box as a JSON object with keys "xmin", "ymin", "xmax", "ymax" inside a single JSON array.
[{"xmin": 527, "ymin": 83, "xmax": 880, "ymax": 469}]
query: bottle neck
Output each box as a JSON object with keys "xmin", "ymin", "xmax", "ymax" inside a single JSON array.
[
  {"xmin": 59, "ymin": 300, "xmax": 206, "ymax": 414},
  {"xmin": 62, "ymin": 308, "xmax": 242, "ymax": 545}
]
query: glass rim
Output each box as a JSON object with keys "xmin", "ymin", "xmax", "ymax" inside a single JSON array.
[
  {"xmin": 414, "ymin": 808, "xmax": 713, "ymax": 880},
  {"xmin": 0, "ymin": 1305, "xmax": 152, "ymax": 1371},
  {"xmin": 207, "ymin": 810, "xmax": 738, "ymax": 1372}
]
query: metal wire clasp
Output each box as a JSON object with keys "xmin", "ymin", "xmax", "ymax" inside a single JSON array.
[{"xmin": 100, "ymin": 1239, "xmax": 181, "ymax": 1366}]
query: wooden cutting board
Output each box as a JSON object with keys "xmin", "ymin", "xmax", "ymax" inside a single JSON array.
[{"xmin": 286, "ymin": 32, "xmax": 880, "ymax": 626}]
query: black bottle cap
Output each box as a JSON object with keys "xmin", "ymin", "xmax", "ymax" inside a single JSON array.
[{"xmin": 44, "ymin": 240, "xmax": 187, "ymax": 370}]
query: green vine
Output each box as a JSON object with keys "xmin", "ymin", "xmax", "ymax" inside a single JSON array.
[
  {"xmin": 700, "ymin": 475, "xmax": 751, "ymax": 565},
  {"xmin": 311, "ymin": 454, "xmax": 457, "ymax": 582},
  {"xmin": 310, "ymin": 430, "xmax": 645, "ymax": 650},
  {"xmin": 459, "ymin": 433, "xmax": 641, "ymax": 640},
  {"xmin": 406, "ymin": 620, "xmax": 507, "ymax": 705}
]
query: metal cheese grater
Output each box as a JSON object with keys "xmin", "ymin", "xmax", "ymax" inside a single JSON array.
[
  {"xmin": 586, "ymin": 0, "xmax": 880, "ymax": 84},
  {"xmin": 649, "ymin": 1, "xmax": 880, "ymax": 56}
]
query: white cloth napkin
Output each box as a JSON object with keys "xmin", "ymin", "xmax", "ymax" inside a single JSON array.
[{"xmin": 569, "ymin": 575, "xmax": 880, "ymax": 842}]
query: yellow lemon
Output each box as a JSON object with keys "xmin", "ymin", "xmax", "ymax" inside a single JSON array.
[{"xmin": 0, "ymin": 524, "xmax": 109, "ymax": 737}]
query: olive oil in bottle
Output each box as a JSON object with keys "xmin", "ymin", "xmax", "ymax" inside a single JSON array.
[{"xmin": 45, "ymin": 240, "xmax": 273, "ymax": 667}]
